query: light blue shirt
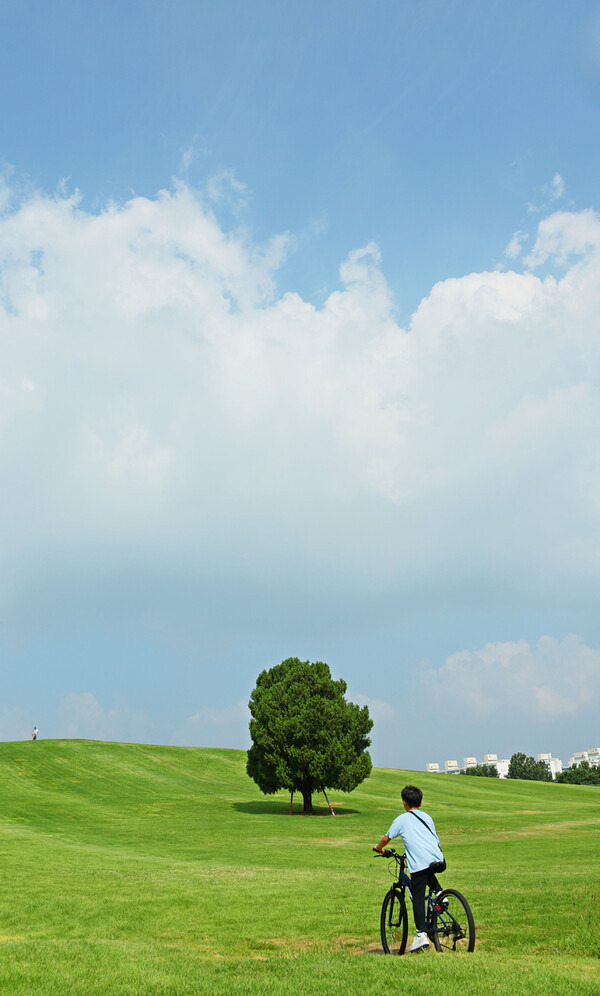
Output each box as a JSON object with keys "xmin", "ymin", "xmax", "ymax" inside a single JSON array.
[{"xmin": 386, "ymin": 808, "xmax": 444, "ymax": 874}]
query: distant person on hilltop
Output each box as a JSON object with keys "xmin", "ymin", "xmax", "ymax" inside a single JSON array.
[
  {"xmin": 373, "ymin": 784, "xmax": 446, "ymax": 953},
  {"xmin": 32, "ymin": 727, "xmax": 39, "ymax": 740}
]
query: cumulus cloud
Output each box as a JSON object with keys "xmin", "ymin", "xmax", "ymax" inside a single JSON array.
[
  {"xmin": 184, "ymin": 692, "xmax": 393, "ymax": 753},
  {"xmin": 504, "ymin": 230, "xmax": 528, "ymax": 259},
  {"xmin": 56, "ymin": 692, "xmax": 150, "ymax": 741},
  {"xmin": 548, "ymin": 173, "xmax": 565, "ymax": 200},
  {"xmin": 184, "ymin": 699, "xmax": 250, "ymax": 749},
  {"xmin": 524, "ymin": 207, "xmax": 600, "ymax": 267},
  {"xmin": 179, "ymin": 135, "xmax": 206, "ymax": 176},
  {"xmin": 206, "ymin": 168, "xmax": 249, "ymax": 208},
  {"xmin": 350, "ymin": 692, "xmax": 395, "ymax": 723},
  {"xmin": 1, "ymin": 178, "xmax": 600, "ymax": 619},
  {"xmin": 418, "ymin": 635, "xmax": 600, "ymax": 722}
]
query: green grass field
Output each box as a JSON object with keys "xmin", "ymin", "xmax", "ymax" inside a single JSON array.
[{"xmin": 0, "ymin": 740, "xmax": 598, "ymax": 994}]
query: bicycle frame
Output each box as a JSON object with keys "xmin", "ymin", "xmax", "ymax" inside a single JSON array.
[
  {"xmin": 380, "ymin": 849, "xmax": 471, "ymax": 949},
  {"xmin": 389, "ymin": 853, "xmax": 413, "ymax": 899},
  {"xmin": 428, "ymin": 893, "xmax": 470, "ymax": 949}
]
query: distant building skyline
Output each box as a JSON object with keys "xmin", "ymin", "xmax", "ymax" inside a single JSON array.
[{"xmin": 425, "ymin": 749, "xmax": 576, "ymax": 779}]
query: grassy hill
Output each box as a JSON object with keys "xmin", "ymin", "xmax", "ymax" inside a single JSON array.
[{"xmin": 0, "ymin": 740, "xmax": 598, "ymax": 994}]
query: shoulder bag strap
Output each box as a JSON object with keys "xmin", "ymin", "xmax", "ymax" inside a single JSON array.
[{"xmin": 409, "ymin": 811, "xmax": 437, "ymax": 837}]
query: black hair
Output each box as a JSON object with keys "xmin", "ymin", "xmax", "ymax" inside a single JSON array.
[{"xmin": 401, "ymin": 784, "xmax": 423, "ymax": 808}]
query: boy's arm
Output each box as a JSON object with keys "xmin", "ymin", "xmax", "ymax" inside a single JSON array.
[{"xmin": 373, "ymin": 834, "xmax": 391, "ymax": 854}]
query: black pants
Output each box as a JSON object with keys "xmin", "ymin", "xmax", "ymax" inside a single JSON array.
[{"xmin": 410, "ymin": 867, "xmax": 441, "ymax": 932}]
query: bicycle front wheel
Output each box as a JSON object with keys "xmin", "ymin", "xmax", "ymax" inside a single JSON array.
[
  {"xmin": 380, "ymin": 888, "xmax": 408, "ymax": 954},
  {"xmin": 430, "ymin": 889, "xmax": 475, "ymax": 952}
]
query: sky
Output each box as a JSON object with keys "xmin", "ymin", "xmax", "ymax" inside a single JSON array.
[{"xmin": 2, "ymin": 0, "xmax": 600, "ymax": 771}]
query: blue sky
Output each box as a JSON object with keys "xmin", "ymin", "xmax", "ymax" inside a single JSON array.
[{"xmin": 1, "ymin": 1, "xmax": 600, "ymax": 770}]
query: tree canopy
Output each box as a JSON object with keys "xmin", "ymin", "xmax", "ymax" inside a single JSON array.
[
  {"xmin": 246, "ymin": 657, "xmax": 373, "ymax": 813},
  {"xmin": 556, "ymin": 761, "xmax": 600, "ymax": 785},
  {"xmin": 507, "ymin": 752, "xmax": 552, "ymax": 781},
  {"xmin": 460, "ymin": 763, "xmax": 498, "ymax": 777}
]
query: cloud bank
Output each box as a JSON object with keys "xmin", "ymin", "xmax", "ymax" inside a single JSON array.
[
  {"xmin": 1, "ymin": 180, "xmax": 599, "ymax": 589},
  {"xmin": 420, "ymin": 634, "xmax": 600, "ymax": 723},
  {"xmin": 56, "ymin": 692, "xmax": 149, "ymax": 742},
  {"xmin": 1, "ymin": 176, "xmax": 600, "ymax": 758}
]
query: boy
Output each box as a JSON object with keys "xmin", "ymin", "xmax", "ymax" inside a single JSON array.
[{"xmin": 373, "ymin": 784, "xmax": 445, "ymax": 952}]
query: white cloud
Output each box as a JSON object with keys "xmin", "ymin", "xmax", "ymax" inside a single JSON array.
[
  {"xmin": 189, "ymin": 698, "xmax": 249, "ymax": 727},
  {"xmin": 418, "ymin": 635, "xmax": 600, "ymax": 721},
  {"xmin": 524, "ymin": 208, "xmax": 600, "ymax": 267},
  {"xmin": 504, "ymin": 230, "xmax": 528, "ymax": 259},
  {"xmin": 350, "ymin": 692, "xmax": 395, "ymax": 723},
  {"xmin": 179, "ymin": 135, "xmax": 206, "ymax": 176},
  {"xmin": 549, "ymin": 173, "xmax": 565, "ymax": 200},
  {"xmin": 1, "ymin": 181, "xmax": 600, "ymax": 609},
  {"xmin": 0, "ymin": 175, "xmax": 13, "ymax": 213},
  {"xmin": 185, "ymin": 699, "xmax": 250, "ymax": 748},
  {"xmin": 56, "ymin": 692, "xmax": 149, "ymax": 741},
  {"xmin": 206, "ymin": 168, "xmax": 249, "ymax": 206}
]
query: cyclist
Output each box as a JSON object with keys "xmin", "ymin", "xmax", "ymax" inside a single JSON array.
[{"xmin": 373, "ymin": 784, "xmax": 445, "ymax": 952}]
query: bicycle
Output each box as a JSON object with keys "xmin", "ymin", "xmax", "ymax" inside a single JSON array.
[{"xmin": 376, "ymin": 848, "xmax": 475, "ymax": 954}]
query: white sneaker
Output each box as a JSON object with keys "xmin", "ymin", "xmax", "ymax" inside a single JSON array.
[{"xmin": 409, "ymin": 931, "xmax": 430, "ymax": 953}]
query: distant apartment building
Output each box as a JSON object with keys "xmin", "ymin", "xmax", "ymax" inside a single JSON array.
[
  {"xmin": 425, "ymin": 750, "xmax": 563, "ymax": 779},
  {"xmin": 480, "ymin": 753, "xmax": 510, "ymax": 777},
  {"xmin": 425, "ymin": 754, "xmax": 508, "ymax": 775},
  {"xmin": 569, "ymin": 747, "xmax": 600, "ymax": 768},
  {"xmin": 538, "ymin": 752, "xmax": 563, "ymax": 779}
]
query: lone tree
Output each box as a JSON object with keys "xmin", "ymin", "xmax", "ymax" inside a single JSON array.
[{"xmin": 246, "ymin": 657, "xmax": 373, "ymax": 813}]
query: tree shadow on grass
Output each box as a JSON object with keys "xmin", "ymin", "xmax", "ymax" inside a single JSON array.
[{"xmin": 232, "ymin": 800, "xmax": 360, "ymax": 816}]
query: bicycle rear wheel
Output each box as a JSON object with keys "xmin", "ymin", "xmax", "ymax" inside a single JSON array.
[
  {"xmin": 380, "ymin": 888, "xmax": 408, "ymax": 954},
  {"xmin": 430, "ymin": 889, "xmax": 475, "ymax": 952}
]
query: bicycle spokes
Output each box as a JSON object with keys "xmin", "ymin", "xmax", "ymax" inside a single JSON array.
[{"xmin": 429, "ymin": 889, "xmax": 475, "ymax": 953}]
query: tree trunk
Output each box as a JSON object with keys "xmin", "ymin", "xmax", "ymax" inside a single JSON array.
[{"xmin": 300, "ymin": 787, "xmax": 313, "ymax": 813}]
